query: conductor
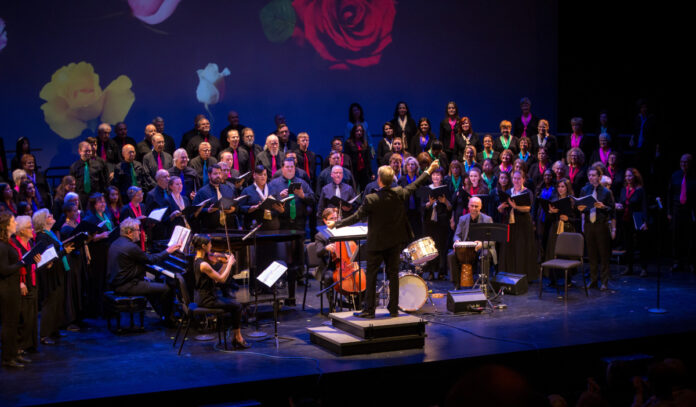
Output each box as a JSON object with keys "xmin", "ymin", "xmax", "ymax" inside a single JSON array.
[{"xmin": 326, "ymin": 159, "xmax": 440, "ymax": 318}]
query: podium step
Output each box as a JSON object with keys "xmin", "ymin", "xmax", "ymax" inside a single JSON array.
[
  {"xmin": 328, "ymin": 309, "xmax": 426, "ymax": 339},
  {"xmin": 308, "ymin": 326, "xmax": 425, "ymax": 356}
]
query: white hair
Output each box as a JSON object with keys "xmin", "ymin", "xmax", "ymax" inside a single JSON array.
[
  {"xmin": 32, "ymin": 209, "xmax": 51, "ymax": 231},
  {"xmin": 15, "ymin": 215, "xmax": 32, "ymax": 231},
  {"xmin": 64, "ymin": 192, "xmax": 79, "ymax": 205}
]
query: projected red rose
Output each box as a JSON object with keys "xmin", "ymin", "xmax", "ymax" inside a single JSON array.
[{"xmin": 292, "ymin": 0, "xmax": 396, "ymax": 70}]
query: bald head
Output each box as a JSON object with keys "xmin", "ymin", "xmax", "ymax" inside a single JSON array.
[
  {"xmin": 122, "ymin": 144, "xmax": 136, "ymax": 162},
  {"xmin": 468, "ymin": 197, "xmax": 482, "ymax": 218},
  {"xmin": 144, "ymin": 124, "xmax": 157, "ymax": 141}
]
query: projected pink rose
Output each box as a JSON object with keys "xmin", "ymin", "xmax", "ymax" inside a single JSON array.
[
  {"xmin": 128, "ymin": 0, "xmax": 181, "ymax": 25},
  {"xmin": 292, "ymin": 0, "xmax": 396, "ymax": 70},
  {"xmin": 0, "ymin": 18, "xmax": 7, "ymax": 52}
]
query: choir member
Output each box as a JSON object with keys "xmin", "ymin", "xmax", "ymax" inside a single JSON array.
[
  {"xmin": 1, "ymin": 183, "xmax": 18, "ymax": 215},
  {"xmin": 188, "ymin": 141, "xmax": 219, "ymax": 187},
  {"xmin": 399, "ymin": 156, "xmax": 424, "ymax": 238},
  {"xmin": 240, "ymin": 165, "xmax": 283, "ymax": 230},
  {"xmin": 186, "ymin": 117, "xmax": 221, "ymax": 159},
  {"xmin": 151, "ymin": 116, "xmax": 176, "ymax": 155},
  {"xmin": 112, "ymin": 122, "xmax": 137, "ymax": 152},
  {"xmin": 16, "ymin": 181, "xmax": 42, "ymax": 212},
  {"xmin": 498, "ymin": 171, "xmax": 536, "ymax": 280},
  {"xmin": 276, "ymin": 123, "xmax": 298, "ymax": 154},
  {"xmin": 191, "ymin": 235, "xmax": 249, "ymax": 348},
  {"xmin": 120, "ymin": 187, "xmax": 148, "ymax": 250},
  {"xmin": 192, "ymin": 164, "xmax": 238, "ymax": 232},
  {"xmin": 513, "ymin": 97, "xmax": 540, "ymax": 142},
  {"xmin": 142, "ymin": 133, "xmax": 173, "ymax": 179},
  {"xmin": 1, "ymin": 213, "xmax": 36, "ymax": 368},
  {"xmin": 51, "ymin": 176, "xmax": 76, "ymax": 220},
  {"xmin": 545, "ymin": 178, "xmax": 577, "ymax": 261},
  {"xmin": 382, "ymin": 136, "xmax": 411, "ymax": 166},
  {"xmin": 113, "ymin": 144, "xmax": 155, "ymax": 200},
  {"xmin": 135, "ymin": 124, "xmax": 156, "ymax": 163},
  {"xmin": 33, "ymin": 209, "xmax": 75, "ymax": 344},
  {"xmin": 588, "ymin": 133, "xmax": 612, "ymax": 169},
  {"xmin": 495, "ymin": 149, "xmax": 514, "ymax": 178},
  {"xmin": 410, "ymin": 117, "xmax": 436, "ymax": 157},
  {"xmin": 422, "ymin": 168, "xmax": 452, "ymax": 280},
  {"xmin": 276, "ymin": 151, "xmax": 311, "ymax": 185},
  {"xmin": 317, "ymin": 166, "xmax": 356, "ymax": 224},
  {"xmin": 494, "ymin": 120, "xmax": 519, "ymax": 154},
  {"xmin": 20, "ymin": 154, "xmax": 49, "ymax": 207},
  {"xmin": 295, "ymin": 132, "xmax": 316, "ymax": 182},
  {"xmin": 12, "ymin": 169, "xmax": 27, "ymax": 193},
  {"xmin": 517, "ymin": 137, "xmax": 534, "ymax": 166},
  {"xmin": 59, "ymin": 204, "xmax": 85, "ymax": 331},
  {"xmin": 439, "ymin": 101, "xmax": 460, "ymax": 161},
  {"xmin": 11, "ymin": 216, "xmax": 39, "ymax": 356},
  {"xmin": 82, "ymin": 193, "xmax": 115, "ymax": 316},
  {"xmin": 455, "ymin": 117, "xmax": 480, "ymax": 161},
  {"xmin": 535, "ymin": 169, "xmax": 556, "ymax": 262},
  {"xmin": 529, "ymin": 147, "xmax": 552, "ymax": 189},
  {"xmin": 168, "ymin": 148, "xmax": 200, "ymax": 201},
  {"xmin": 345, "ymin": 102, "xmax": 371, "ymax": 140},
  {"xmin": 476, "ymin": 134, "xmax": 499, "ymax": 166},
  {"xmin": 345, "ymin": 123, "xmax": 373, "ymax": 191},
  {"xmin": 578, "ymin": 168, "xmax": 616, "ymax": 290},
  {"xmin": 166, "ymin": 176, "xmax": 191, "ymax": 229},
  {"xmin": 667, "ymin": 154, "xmax": 696, "ymax": 272},
  {"xmin": 391, "ymin": 101, "xmax": 416, "ymax": 151},
  {"xmin": 616, "ymin": 168, "xmax": 648, "ymax": 276},
  {"xmin": 322, "ymin": 137, "xmax": 353, "ymax": 171},
  {"xmin": 481, "ymin": 159, "xmax": 497, "ymax": 193},
  {"xmin": 241, "ymin": 128, "xmax": 263, "ymax": 171},
  {"xmin": 221, "ymin": 129, "xmax": 249, "ymax": 175},
  {"xmin": 257, "ymin": 134, "xmax": 285, "ymax": 179},
  {"xmin": 606, "ymin": 151, "xmax": 624, "ymax": 198},
  {"xmin": 377, "ymin": 122, "xmax": 396, "ymax": 165},
  {"xmin": 446, "ymin": 161, "xmax": 466, "ymax": 226},
  {"xmin": 565, "ymin": 117, "xmax": 595, "ymax": 161},
  {"xmin": 567, "ymin": 148, "xmax": 587, "ymax": 196},
  {"xmin": 318, "ymin": 151, "xmax": 357, "ymax": 192},
  {"xmin": 491, "ymin": 172, "xmax": 511, "ymax": 223},
  {"xmin": 11, "ymin": 137, "xmax": 32, "ymax": 172},
  {"xmin": 532, "ymin": 119, "xmax": 559, "ymax": 161},
  {"xmin": 462, "ymin": 145, "xmax": 479, "ymax": 174},
  {"xmin": 180, "ymin": 114, "xmax": 206, "ymax": 150},
  {"xmin": 95, "ymin": 123, "xmax": 120, "ymax": 169},
  {"xmin": 70, "ymin": 141, "xmax": 109, "ymax": 206}
]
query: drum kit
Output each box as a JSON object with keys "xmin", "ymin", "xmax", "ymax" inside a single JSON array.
[{"xmin": 379, "ymin": 236, "xmax": 498, "ymax": 313}]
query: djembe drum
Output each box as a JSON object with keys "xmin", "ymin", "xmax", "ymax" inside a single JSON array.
[{"xmin": 454, "ymin": 241, "xmax": 478, "ymax": 287}]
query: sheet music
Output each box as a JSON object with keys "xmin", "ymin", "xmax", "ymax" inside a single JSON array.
[
  {"xmin": 148, "ymin": 207, "xmax": 168, "ymax": 222},
  {"xmin": 37, "ymin": 246, "xmax": 58, "ymax": 269},
  {"xmin": 257, "ymin": 261, "xmax": 288, "ymax": 288},
  {"xmin": 328, "ymin": 225, "xmax": 367, "ymax": 237},
  {"xmin": 167, "ymin": 225, "xmax": 191, "ymax": 253}
]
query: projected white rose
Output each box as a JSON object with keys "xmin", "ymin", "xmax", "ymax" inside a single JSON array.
[
  {"xmin": 196, "ymin": 63, "xmax": 230, "ymax": 113},
  {"xmin": 0, "ymin": 18, "xmax": 7, "ymax": 52}
]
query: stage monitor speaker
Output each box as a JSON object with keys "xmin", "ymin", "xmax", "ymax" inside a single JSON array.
[
  {"xmin": 491, "ymin": 272, "xmax": 528, "ymax": 295},
  {"xmin": 446, "ymin": 289, "xmax": 487, "ymax": 313}
]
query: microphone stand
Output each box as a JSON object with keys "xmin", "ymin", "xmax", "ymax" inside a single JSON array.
[{"xmin": 648, "ymin": 197, "xmax": 667, "ymax": 314}]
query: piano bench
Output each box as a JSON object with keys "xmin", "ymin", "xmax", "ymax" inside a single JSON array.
[{"xmin": 103, "ymin": 292, "xmax": 147, "ymax": 334}]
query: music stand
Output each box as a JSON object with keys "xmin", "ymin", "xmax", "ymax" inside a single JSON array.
[
  {"xmin": 256, "ymin": 261, "xmax": 295, "ymax": 349},
  {"xmin": 469, "ymin": 223, "xmax": 508, "ymax": 308},
  {"xmin": 242, "ymin": 223, "xmax": 268, "ymax": 338}
]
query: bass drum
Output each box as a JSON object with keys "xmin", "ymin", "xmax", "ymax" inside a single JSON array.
[{"xmin": 397, "ymin": 272, "xmax": 428, "ymax": 312}]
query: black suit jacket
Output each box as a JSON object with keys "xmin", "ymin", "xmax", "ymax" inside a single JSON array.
[
  {"xmin": 336, "ymin": 171, "xmax": 431, "ymax": 251},
  {"xmin": 240, "ymin": 143, "xmax": 263, "ymax": 170},
  {"xmin": 454, "ymin": 132, "xmax": 480, "ymax": 161},
  {"xmin": 513, "ymin": 115, "xmax": 540, "ymax": 140},
  {"xmin": 96, "ymin": 138, "xmax": 121, "ymax": 166},
  {"xmin": 531, "ymin": 134, "xmax": 559, "ymax": 162},
  {"xmin": 70, "ymin": 158, "xmax": 109, "ymax": 198},
  {"xmin": 221, "ymin": 147, "xmax": 250, "ymax": 173},
  {"xmin": 240, "ymin": 183, "xmax": 281, "ymax": 230},
  {"xmin": 135, "ymin": 140, "xmax": 152, "ymax": 163},
  {"xmin": 322, "ymin": 153, "xmax": 352, "ymax": 171},
  {"xmin": 295, "ymin": 148, "xmax": 317, "ymax": 182},
  {"xmin": 142, "ymin": 151, "xmax": 173, "ymax": 179},
  {"xmin": 578, "ymin": 184, "xmax": 616, "ymax": 224},
  {"xmin": 186, "ymin": 134, "xmax": 221, "ymax": 159},
  {"xmin": 439, "ymin": 118, "xmax": 459, "ymax": 157},
  {"xmin": 188, "ymin": 156, "xmax": 218, "ymax": 180},
  {"xmin": 112, "ymin": 160, "xmax": 155, "ymax": 199},
  {"xmin": 107, "ymin": 236, "xmax": 169, "ymax": 289},
  {"xmin": 257, "ymin": 150, "xmax": 285, "ymax": 178},
  {"xmin": 167, "ymin": 166, "xmax": 200, "ymax": 197},
  {"xmin": 193, "ymin": 183, "xmax": 239, "ymax": 231},
  {"xmin": 564, "ymin": 134, "xmax": 596, "ymax": 161}
]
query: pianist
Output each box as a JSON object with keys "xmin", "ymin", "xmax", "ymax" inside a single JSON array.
[{"xmin": 107, "ymin": 217, "xmax": 181, "ymax": 326}]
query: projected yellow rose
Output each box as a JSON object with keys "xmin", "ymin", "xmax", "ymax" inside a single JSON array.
[{"xmin": 39, "ymin": 62, "xmax": 135, "ymax": 139}]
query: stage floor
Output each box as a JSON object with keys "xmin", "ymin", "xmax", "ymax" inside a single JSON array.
[{"xmin": 2, "ymin": 264, "xmax": 696, "ymax": 406}]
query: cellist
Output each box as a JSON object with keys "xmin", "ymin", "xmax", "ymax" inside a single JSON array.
[{"xmin": 313, "ymin": 208, "xmax": 366, "ymax": 311}]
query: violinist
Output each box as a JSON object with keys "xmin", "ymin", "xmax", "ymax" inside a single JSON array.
[{"xmin": 192, "ymin": 234, "xmax": 249, "ymax": 349}]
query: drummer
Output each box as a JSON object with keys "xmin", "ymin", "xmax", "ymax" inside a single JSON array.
[{"xmin": 447, "ymin": 197, "xmax": 496, "ymax": 289}]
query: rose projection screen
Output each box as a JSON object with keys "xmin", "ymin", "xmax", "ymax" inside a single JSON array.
[{"xmin": 0, "ymin": 0, "xmax": 557, "ymax": 170}]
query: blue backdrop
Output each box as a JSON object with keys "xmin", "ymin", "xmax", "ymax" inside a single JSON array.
[{"xmin": 0, "ymin": 0, "xmax": 557, "ymax": 170}]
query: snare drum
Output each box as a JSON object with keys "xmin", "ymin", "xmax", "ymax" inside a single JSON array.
[
  {"xmin": 398, "ymin": 272, "xmax": 428, "ymax": 312},
  {"xmin": 406, "ymin": 237, "xmax": 439, "ymax": 265},
  {"xmin": 454, "ymin": 241, "xmax": 478, "ymax": 288}
]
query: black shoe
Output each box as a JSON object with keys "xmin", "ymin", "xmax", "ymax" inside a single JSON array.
[
  {"xmin": 389, "ymin": 311, "xmax": 399, "ymax": 318},
  {"xmin": 353, "ymin": 310, "xmax": 375, "ymax": 319},
  {"xmin": 16, "ymin": 355, "xmax": 32, "ymax": 364},
  {"xmin": 2, "ymin": 359, "xmax": 25, "ymax": 368},
  {"xmin": 285, "ymin": 298, "xmax": 296, "ymax": 307},
  {"xmin": 233, "ymin": 339, "xmax": 251, "ymax": 350}
]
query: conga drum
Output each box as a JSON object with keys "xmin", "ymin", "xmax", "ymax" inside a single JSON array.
[{"xmin": 454, "ymin": 241, "xmax": 478, "ymax": 287}]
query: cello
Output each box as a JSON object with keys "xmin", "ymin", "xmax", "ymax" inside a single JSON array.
[{"xmin": 331, "ymin": 240, "xmax": 367, "ymax": 296}]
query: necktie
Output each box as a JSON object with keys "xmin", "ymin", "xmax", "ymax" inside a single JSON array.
[
  {"xmin": 83, "ymin": 162, "xmax": 91, "ymax": 193},
  {"xmin": 180, "ymin": 170, "xmax": 186, "ymax": 195},
  {"xmin": 216, "ymin": 186, "xmax": 226, "ymax": 226},
  {"xmin": 590, "ymin": 187, "xmax": 597, "ymax": 223},
  {"xmin": 233, "ymin": 150, "xmax": 239, "ymax": 171},
  {"xmin": 288, "ymin": 179, "xmax": 296, "ymax": 220},
  {"xmin": 431, "ymin": 202, "xmax": 438, "ymax": 221},
  {"xmin": 130, "ymin": 163, "xmax": 138, "ymax": 186},
  {"xmin": 271, "ymin": 155, "xmax": 277, "ymax": 177},
  {"xmin": 335, "ymin": 185, "xmax": 341, "ymax": 199},
  {"xmin": 132, "ymin": 204, "xmax": 146, "ymax": 250},
  {"xmin": 203, "ymin": 161, "xmax": 209, "ymax": 185},
  {"xmin": 249, "ymin": 149, "xmax": 255, "ymax": 169},
  {"xmin": 163, "ymin": 189, "xmax": 168, "ymax": 200},
  {"xmin": 157, "ymin": 153, "xmax": 163, "ymax": 170},
  {"xmin": 680, "ymin": 175, "xmax": 687, "ymax": 205},
  {"xmin": 304, "ymin": 152, "xmax": 311, "ymax": 179},
  {"xmin": 101, "ymin": 145, "xmax": 107, "ymax": 161}
]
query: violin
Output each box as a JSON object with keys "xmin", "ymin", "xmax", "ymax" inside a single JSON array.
[
  {"xmin": 331, "ymin": 240, "xmax": 367, "ymax": 295},
  {"xmin": 208, "ymin": 252, "xmax": 232, "ymax": 263}
]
